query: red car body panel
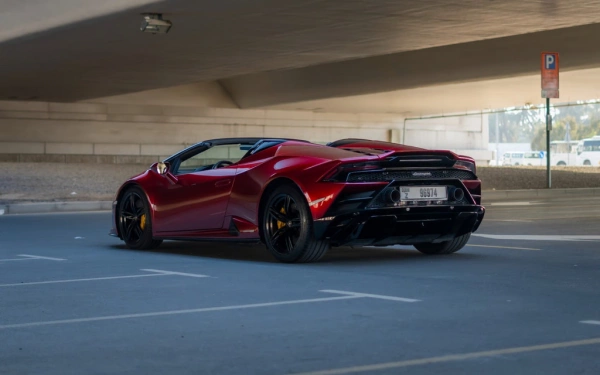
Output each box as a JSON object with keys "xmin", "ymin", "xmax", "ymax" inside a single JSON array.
[{"xmin": 110, "ymin": 138, "xmax": 485, "ymax": 246}]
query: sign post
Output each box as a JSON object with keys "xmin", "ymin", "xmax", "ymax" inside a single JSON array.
[{"xmin": 541, "ymin": 52, "xmax": 559, "ymax": 188}]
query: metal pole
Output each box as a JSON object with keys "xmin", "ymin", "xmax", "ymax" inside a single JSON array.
[
  {"xmin": 495, "ymin": 112, "xmax": 499, "ymax": 166},
  {"xmin": 546, "ymin": 97, "xmax": 551, "ymax": 188}
]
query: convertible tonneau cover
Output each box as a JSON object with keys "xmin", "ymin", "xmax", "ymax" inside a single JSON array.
[{"xmin": 327, "ymin": 138, "xmax": 425, "ymax": 152}]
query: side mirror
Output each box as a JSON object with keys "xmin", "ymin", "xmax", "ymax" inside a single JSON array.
[{"xmin": 157, "ymin": 162, "xmax": 169, "ymax": 175}]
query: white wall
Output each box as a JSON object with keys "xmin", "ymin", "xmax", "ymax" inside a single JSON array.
[
  {"xmin": 0, "ymin": 100, "xmax": 491, "ymax": 163},
  {"xmin": 404, "ymin": 114, "xmax": 492, "ymax": 163},
  {"xmin": 0, "ymin": 100, "xmax": 399, "ymax": 161}
]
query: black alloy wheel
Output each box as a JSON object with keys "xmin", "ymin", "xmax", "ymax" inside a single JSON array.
[
  {"xmin": 262, "ymin": 184, "xmax": 329, "ymax": 263},
  {"xmin": 266, "ymin": 194, "xmax": 302, "ymax": 254},
  {"xmin": 118, "ymin": 187, "xmax": 162, "ymax": 250}
]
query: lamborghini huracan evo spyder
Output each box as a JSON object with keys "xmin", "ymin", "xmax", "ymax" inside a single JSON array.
[{"xmin": 109, "ymin": 138, "xmax": 485, "ymax": 263}]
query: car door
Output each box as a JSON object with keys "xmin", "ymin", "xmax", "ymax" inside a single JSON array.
[{"xmin": 153, "ymin": 166, "xmax": 237, "ymax": 233}]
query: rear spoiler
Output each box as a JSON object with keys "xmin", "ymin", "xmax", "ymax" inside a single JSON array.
[
  {"xmin": 327, "ymin": 138, "xmax": 424, "ymax": 152},
  {"xmin": 328, "ymin": 139, "xmax": 476, "ymax": 169}
]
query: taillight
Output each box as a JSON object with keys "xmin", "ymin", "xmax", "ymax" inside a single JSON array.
[
  {"xmin": 454, "ymin": 160, "xmax": 476, "ymax": 174},
  {"xmin": 322, "ymin": 162, "xmax": 381, "ymax": 181}
]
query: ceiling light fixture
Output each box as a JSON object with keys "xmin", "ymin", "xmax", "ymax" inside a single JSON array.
[{"xmin": 140, "ymin": 13, "xmax": 172, "ymax": 34}]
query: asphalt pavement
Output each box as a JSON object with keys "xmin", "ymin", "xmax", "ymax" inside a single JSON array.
[{"xmin": 1, "ymin": 196, "xmax": 600, "ymax": 375}]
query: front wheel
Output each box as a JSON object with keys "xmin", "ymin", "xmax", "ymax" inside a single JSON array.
[
  {"xmin": 262, "ymin": 184, "xmax": 329, "ymax": 263},
  {"xmin": 118, "ymin": 186, "xmax": 162, "ymax": 250},
  {"xmin": 414, "ymin": 233, "xmax": 471, "ymax": 255}
]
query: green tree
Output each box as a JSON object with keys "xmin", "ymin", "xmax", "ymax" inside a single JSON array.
[
  {"xmin": 490, "ymin": 108, "xmax": 542, "ymax": 143},
  {"xmin": 531, "ymin": 115, "xmax": 600, "ymax": 150}
]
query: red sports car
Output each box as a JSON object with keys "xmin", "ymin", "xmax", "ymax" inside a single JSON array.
[{"xmin": 110, "ymin": 138, "xmax": 485, "ymax": 262}]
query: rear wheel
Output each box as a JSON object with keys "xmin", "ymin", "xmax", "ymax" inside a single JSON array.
[
  {"xmin": 118, "ymin": 187, "xmax": 162, "ymax": 250},
  {"xmin": 584, "ymin": 160, "xmax": 592, "ymax": 166},
  {"xmin": 262, "ymin": 184, "xmax": 329, "ymax": 263},
  {"xmin": 414, "ymin": 233, "xmax": 471, "ymax": 255}
]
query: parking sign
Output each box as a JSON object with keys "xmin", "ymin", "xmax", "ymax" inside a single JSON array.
[{"xmin": 541, "ymin": 52, "xmax": 559, "ymax": 98}]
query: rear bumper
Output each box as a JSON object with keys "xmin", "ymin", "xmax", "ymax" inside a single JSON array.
[{"xmin": 314, "ymin": 205, "xmax": 485, "ymax": 247}]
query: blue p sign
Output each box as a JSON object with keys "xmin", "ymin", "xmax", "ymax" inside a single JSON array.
[{"xmin": 545, "ymin": 54, "xmax": 556, "ymax": 69}]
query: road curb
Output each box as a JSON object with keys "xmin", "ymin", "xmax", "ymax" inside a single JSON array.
[
  {"xmin": 2, "ymin": 187, "xmax": 600, "ymax": 215},
  {"xmin": 482, "ymin": 187, "xmax": 600, "ymax": 201},
  {"xmin": 1, "ymin": 201, "xmax": 113, "ymax": 215}
]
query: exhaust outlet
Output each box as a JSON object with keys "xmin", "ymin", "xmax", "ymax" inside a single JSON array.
[
  {"xmin": 452, "ymin": 188, "xmax": 464, "ymax": 201},
  {"xmin": 385, "ymin": 188, "xmax": 401, "ymax": 203}
]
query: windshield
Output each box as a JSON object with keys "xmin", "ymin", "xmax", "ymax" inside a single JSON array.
[{"xmin": 578, "ymin": 140, "xmax": 600, "ymax": 154}]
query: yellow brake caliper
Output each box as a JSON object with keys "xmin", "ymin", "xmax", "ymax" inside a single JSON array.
[
  {"xmin": 139, "ymin": 214, "xmax": 147, "ymax": 231},
  {"xmin": 277, "ymin": 207, "xmax": 286, "ymax": 229}
]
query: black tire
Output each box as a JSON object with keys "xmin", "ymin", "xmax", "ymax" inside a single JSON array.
[
  {"xmin": 118, "ymin": 186, "xmax": 163, "ymax": 250},
  {"xmin": 261, "ymin": 184, "xmax": 329, "ymax": 263},
  {"xmin": 584, "ymin": 160, "xmax": 592, "ymax": 166},
  {"xmin": 414, "ymin": 233, "xmax": 471, "ymax": 255},
  {"xmin": 557, "ymin": 161, "xmax": 566, "ymax": 166}
]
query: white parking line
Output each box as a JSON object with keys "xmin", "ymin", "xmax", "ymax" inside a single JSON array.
[
  {"xmin": 0, "ymin": 289, "xmax": 420, "ymax": 329},
  {"xmin": 581, "ymin": 320, "xmax": 600, "ymax": 326},
  {"xmin": 0, "ymin": 295, "xmax": 362, "ymax": 330},
  {"xmin": 18, "ymin": 254, "xmax": 66, "ymax": 261},
  {"xmin": 320, "ymin": 290, "xmax": 420, "ymax": 303},
  {"xmin": 0, "ymin": 273, "xmax": 167, "ymax": 288},
  {"xmin": 466, "ymin": 244, "xmax": 540, "ymax": 251},
  {"xmin": 489, "ymin": 201, "xmax": 540, "ymax": 206},
  {"xmin": 289, "ymin": 337, "xmax": 600, "ymax": 375},
  {"xmin": 484, "ymin": 219, "xmax": 533, "ymax": 222},
  {"xmin": 0, "ymin": 254, "xmax": 67, "ymax": 262},
  {"xmin": 140, "ymin": 269, "xmax": 210, "ymax": 278},
  {"xmin": 0, "ymin": 257, "xmax": 35, "ymax": 262},
  {"xmin": 473, "ymin": 234, "xmax": 600, "ymax": 242},
  {"xmin": 0, "ymin": 269, "xmax": 210, "ymax": 288}
]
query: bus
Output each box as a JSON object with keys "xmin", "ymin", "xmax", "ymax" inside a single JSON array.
[
  {"xmin": 550, "ymin": 140, "xmax": 578, "ymax": 166},
  {"xmin": 502, "ymin": 151, "xmax": 545, "ymax": 166},
  {"xmin": 576, "ymin": 136, "xmax": 600, "ymax": 166}
]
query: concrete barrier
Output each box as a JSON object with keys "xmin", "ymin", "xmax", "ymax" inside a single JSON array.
[
  {"xmin": 2, "ymin": 201, "xmax": 113, "ymax": 215},
  {"xmin": 482, "ymin": 187, "xmax": 600, "ymax": 201}
]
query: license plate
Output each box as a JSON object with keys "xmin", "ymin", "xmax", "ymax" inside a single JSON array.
[{"xmin": 399, "ymin": 186, "xmax": 447, "ymax": 201}]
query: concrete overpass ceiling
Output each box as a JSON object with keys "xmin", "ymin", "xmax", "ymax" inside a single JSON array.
[
  {"xmin": 88, "ymin": 81, "xmax": 238, "ymax": 108},
  {"xmin": 2, "ymin": 0, "xmax": 600, "ymax": 103},
  {"xmin": 262, "ymin": 68, "xmax": 600, "ymax": 116},
  {"xmin": 0, "ymin": 0, "xmax": 161, "ymax": 43},
  {"xmin": 223, "ymin": 22, "xmax": 600, "ymax": 109}
]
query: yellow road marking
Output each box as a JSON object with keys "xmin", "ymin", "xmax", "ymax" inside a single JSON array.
[
  {"xmin": 290, "ymin": 337, "xmax": 600, "ymax": 375},
  {"xmin": 467, "ymin": 244, "xmax": 540, "ymax": 251}
]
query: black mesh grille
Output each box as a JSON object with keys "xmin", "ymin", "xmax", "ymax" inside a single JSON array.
[{"xmin": 347, "ymin": 169, "xmax": 476, "ymax": 182}]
